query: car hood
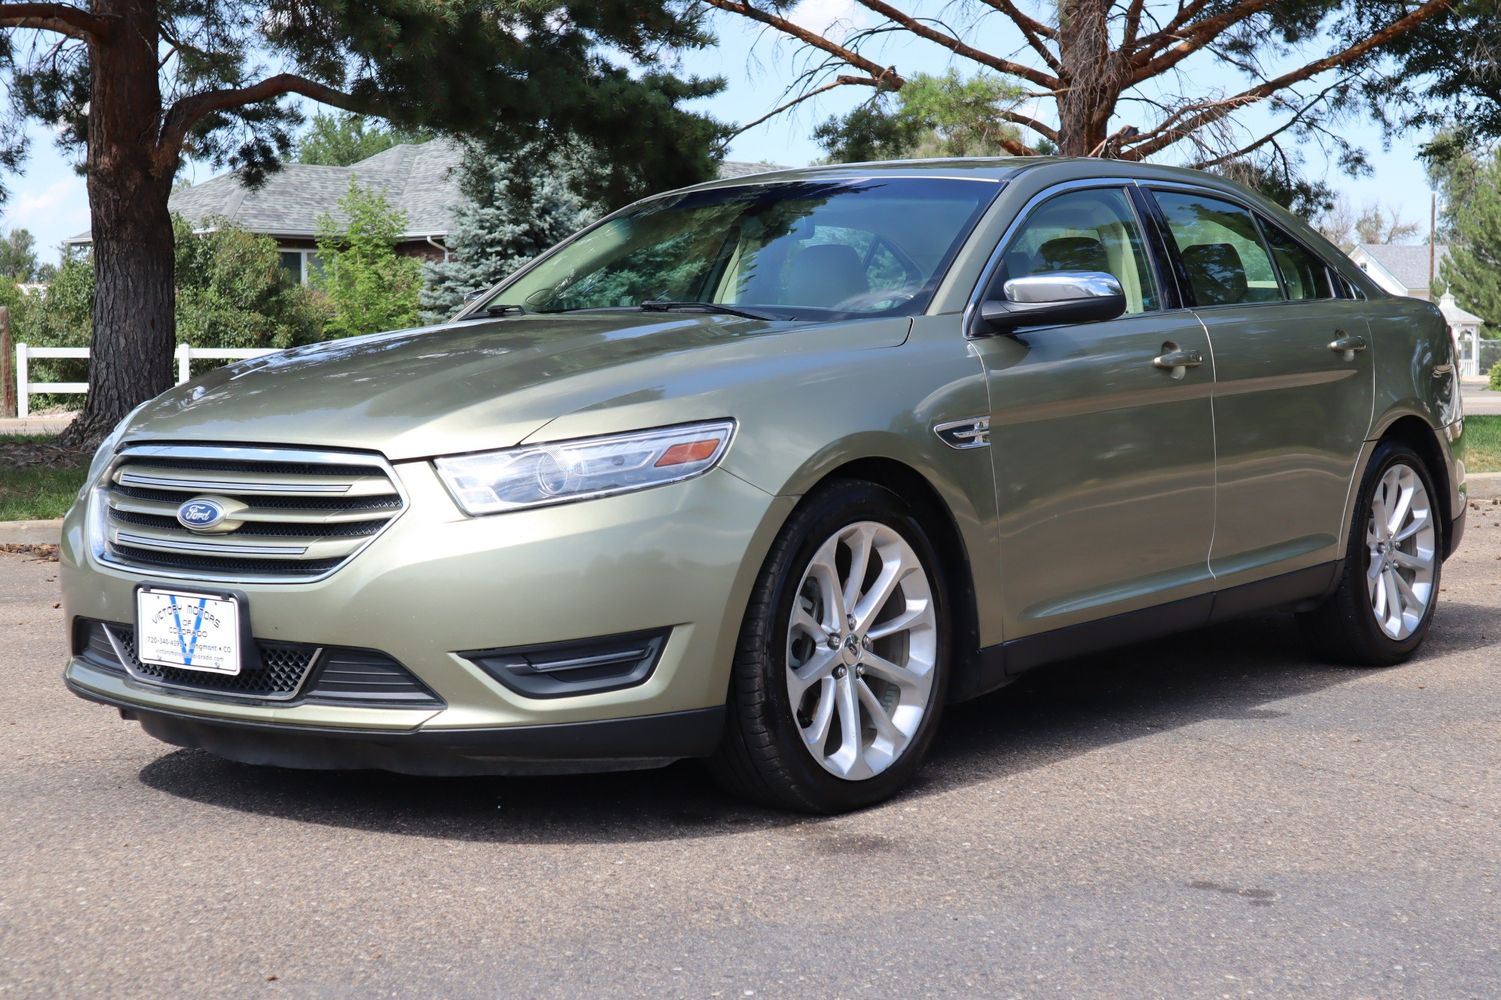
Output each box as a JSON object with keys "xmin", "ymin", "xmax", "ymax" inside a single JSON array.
[{"xmin": 124, "ymin": 312, "xmax": 909, "ymax": 460}]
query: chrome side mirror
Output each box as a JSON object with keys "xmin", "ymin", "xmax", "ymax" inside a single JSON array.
[{"xmin": 978, "ymin": 271, "xmax": 1127, "ymax": 334}]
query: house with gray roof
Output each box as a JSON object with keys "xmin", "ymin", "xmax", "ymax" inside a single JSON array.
[
  {"xmin": 66, "ymin": 142, "xmax": 787, "ymax": 286},
  {"xmin": 68, "ymin": 139, "xmax": 468, "ymax": 285},
  {"xmin": 1348, "ymin": 242, "xmax": 1486, "ymax": 376},
  {"xmin": 1348, "ymin": 242, "xmax": 1450, "ymax": 301}
]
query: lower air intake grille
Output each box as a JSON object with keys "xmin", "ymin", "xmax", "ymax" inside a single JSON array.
[
  {"xmin": 110, "ymin": 623, "xmax": 317, "ymax": 699},
  {"xmin": 74, "ymin": 619, "xmax": 441, "ymax": 708}
]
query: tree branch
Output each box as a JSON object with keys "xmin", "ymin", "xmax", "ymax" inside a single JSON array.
[
  {"xmin": 1135, "ymin": 0, "xmax": 1216, "ymax": 54},
  {"xmin": 975, "ymin": 0, "xmax": 1060, "ymax": 73},
  {"xmin": 1187, "ymin": 76, "xmax": 1353, "ymax": 169},
  {"xmin": 728, "ymin": 74, "xmax": 881, "ymax": 138},
  {"xmin": 0, "ymin": 2, "xmax": 110, "ymax": 40},
  {"xmin": 997, "ymin": 135, "xmax": 1039, "ymax": 156},
  {"xmin": 1121, "ymin": 0, "xmax": 1148, "ymax": 50},
  {"xmin": 159, "ymin": 73, "xmax": 360, "ymax": 158},
  {"xmin": 1124, "ymin": 0, "xmax": 1455, "ymax": 159},
  {"xmin": 849, "ymin": 0, "xmax": 1059, "ymax": 90},
  {"xmin": 997, "ymin": 108, "xmax": 1058, "ymax": 143},
  {"xmin": 702, "ymin": 0, "xmax": 903, "ymax": 87},
  {"xmin": 1128, "ymin": 0, "xmax": 1277, "ymax": 82}
]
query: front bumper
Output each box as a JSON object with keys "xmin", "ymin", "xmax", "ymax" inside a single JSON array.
[
  {"xmin": 67, "ymin": 679, "xmax": 724, "ymax": 774},
  {"xmin": 62, "ymin": 461, "xmax": 794, "ymax": 768}
]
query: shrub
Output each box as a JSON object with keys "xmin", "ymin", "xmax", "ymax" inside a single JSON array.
[
  {"xmin": 10, "ymin": 218, "xmax": 331, "ymax": 409},
  {"xmin": 314, "ymin": 180, "xmax": 422, "ymax": 337}
]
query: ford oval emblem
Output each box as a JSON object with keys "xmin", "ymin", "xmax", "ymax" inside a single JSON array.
[{"xmin": 176, "ymin": 498, "xmax": 226, "ymax": 531}]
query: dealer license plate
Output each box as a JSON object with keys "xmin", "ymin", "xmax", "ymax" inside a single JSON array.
[{"xmin": 135, "ymin": 587, "xmax": 242, "ymax": 675}]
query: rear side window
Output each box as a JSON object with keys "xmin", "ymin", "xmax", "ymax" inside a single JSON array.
[
  {"xmin": 1153, "ymin": 190, "xmax": 1281, "ymax": 307},
  {"xmin": 1260, "ymin": 220, "xmax": 1335, "ymax": 300},
  {"xmin": 992, "ymin": 187, "xmax": 1159, "ymax": 314}
]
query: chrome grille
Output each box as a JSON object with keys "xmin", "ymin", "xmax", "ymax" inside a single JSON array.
[{"xmin": 95, "ymin": 445, "xmax": 405, "ymax": 582}]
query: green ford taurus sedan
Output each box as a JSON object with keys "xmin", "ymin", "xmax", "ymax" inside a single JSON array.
[{"xmin": 61, "ymin": 158, "xmax": 1467, "ymax": 812}]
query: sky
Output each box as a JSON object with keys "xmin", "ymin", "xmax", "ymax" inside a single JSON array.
[{"xmin": 3, "ymin": 0, "xmax": 1443, "ymax": 264}]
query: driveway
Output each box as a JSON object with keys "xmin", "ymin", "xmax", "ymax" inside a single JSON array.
[{"xmin": 3, "ymin": 509, "xmax": 1499, "ymax": 998}]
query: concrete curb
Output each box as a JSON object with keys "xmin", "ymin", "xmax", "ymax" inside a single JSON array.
[
  {"xmin": 1470, "ymin": 473, "xmax": 1501, "ymax": 502},
  {"xmin": 0, "ymin": 519, "xmax": 62, "ymax": 545}
]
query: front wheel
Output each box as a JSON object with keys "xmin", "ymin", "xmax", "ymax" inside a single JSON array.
[
  {"xmin": 711, "ymin": 481, "xmax": 950, "ymax": 812},
  {"xmin": 1298, "ymin": 441, "xmax": 1442, "ymax": 666}
]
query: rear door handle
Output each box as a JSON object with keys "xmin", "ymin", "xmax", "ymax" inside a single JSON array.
[
  {"xmin": 1328, "ymin": 332, "xmax": 1368, "ymax": 361},
  {"xmin": 1152, "ymin": 346, "xmax": 1204, "ymax": 380}
]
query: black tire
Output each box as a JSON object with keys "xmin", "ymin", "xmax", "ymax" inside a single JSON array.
[
  {"xmin": 709, "ymin": 480, "xmax": 951, "ymax": 813},
  {"xmin": 1297, "ymin": 440, "xmax": 1443, "ymax": 666}
]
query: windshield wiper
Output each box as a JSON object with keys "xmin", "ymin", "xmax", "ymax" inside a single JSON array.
[
  {"xmin": 639, "ymin": 299, "xmax": 774, "ymax": 320},
  {"xmin": 484, "ymin": 303, "xmax": 527, "ymax": 316}
]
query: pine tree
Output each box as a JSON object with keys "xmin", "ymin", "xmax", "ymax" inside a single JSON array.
[
  {"xmin": 421, "ymin": 145, "xmax": 593, "ymax": 322},
  {"xmin": 0, "ymin": 1, "xmax": 726, "ymax": 444},
  {"xmin": 1440, "ymin": 153, "xmax": 1501, "ymax": 331}
]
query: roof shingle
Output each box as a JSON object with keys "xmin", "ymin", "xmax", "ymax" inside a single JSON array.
[
  {"xmin": 1353, "ymin": 242, "xmax": 1448, "ymax": 293},
  {"xmin": 67, "ymin": 146, "xmax": 788, "ymax": 245}
]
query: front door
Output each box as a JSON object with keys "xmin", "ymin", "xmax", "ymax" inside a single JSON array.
[
  {"xmin": 969, "ymin": 185, "xmax": 1217, "ymax": 643},
  {"xmin": 1148, "ymin": 187, "xmax": 1375, "ymax": 585}
]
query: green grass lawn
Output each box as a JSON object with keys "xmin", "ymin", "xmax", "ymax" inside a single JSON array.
[
  {"xmin": 1466, "ymin": 414, "xmax": 1501, "ymax": 474},
  {"xmin": 0, "ymin": 435, "xmax": 88, "ymax": 521}
]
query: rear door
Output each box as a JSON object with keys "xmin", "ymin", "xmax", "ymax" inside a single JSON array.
[
  {"xmin": 969, "ymin": 184, "xmax": 1217, "ymax": 642},
  {"xmin": 1146, "ymin": 186, "xmax": 1375, "ymax": 585}
]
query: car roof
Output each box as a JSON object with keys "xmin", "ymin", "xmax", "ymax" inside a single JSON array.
[{"xmin": 680, "ymin": 156, "xmax": 1245, "ymax": 191}]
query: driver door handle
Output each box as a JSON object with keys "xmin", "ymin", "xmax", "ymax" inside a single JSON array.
[
  {"xmin": 1328, "ymin": 332, "xmax": 1368, "ymax": 361},
  {"xmin": 1152, "ymin": 347, "xmax": 1204, "ymax": 380}
]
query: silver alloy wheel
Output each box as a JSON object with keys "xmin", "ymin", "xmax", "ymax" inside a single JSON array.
[
  {"xmin": 1366, "ymin": 463, "xmax": 1438, "ymax": 641},
  {"xmin": 785, "ymin": 520, "xmax": 937, "ymax": 780}
]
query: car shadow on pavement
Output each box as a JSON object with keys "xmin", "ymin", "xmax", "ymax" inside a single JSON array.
[{"xmin": 137, "ymin": 602, "xmax": 1497, "ymax": 843}]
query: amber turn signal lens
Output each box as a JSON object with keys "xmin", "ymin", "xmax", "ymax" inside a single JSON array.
[{"xmin": 655, "ymin": 439, "xmax": 721, "ymax": 467}]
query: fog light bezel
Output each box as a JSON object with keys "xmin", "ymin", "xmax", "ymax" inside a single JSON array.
[{"xmin": 460, "ymin": 628, "xmax": 671, "ymax": 699}]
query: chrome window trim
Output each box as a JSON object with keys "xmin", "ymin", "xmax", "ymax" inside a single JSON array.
[
  {"xmin": 89, "ymin": 443, "xmax": 410, "ymax": 586},
  {"xmin": 962, "ymin": 176, "xmax": 1168, "ymax": 337},
  {"xmin": 1139, "ymin": 179, "xmax": 1369, "ymax": 300},
  {"xmin": 1148, "ymin": 185, "xmax": 1287, "ymax": 312},
  {"xmin": 1252, "ymin": 210, "xmax": 1354, "ymax": 303}
]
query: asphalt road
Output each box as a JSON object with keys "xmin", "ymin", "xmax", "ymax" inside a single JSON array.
[{"xmin": 3, "ymin": 508, "xmax": 1499, "ymax": 999}]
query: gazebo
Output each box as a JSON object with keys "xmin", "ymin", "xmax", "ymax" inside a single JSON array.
[{"xmin": 1438, "ymin": 291, "xmax": 1484, "ymax": 377}]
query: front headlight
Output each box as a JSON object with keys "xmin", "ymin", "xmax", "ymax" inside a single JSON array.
[
  {"xmin": 434, "ymin": 420, "xmax": 735, "ymax": 515},
  {"xmin": 79, "ymin": 400, "xmax": 150, "ymax": 500}
]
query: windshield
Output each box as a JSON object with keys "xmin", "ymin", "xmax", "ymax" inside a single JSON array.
[{"xmin": 477, "ymin": 177, "xmax": 1001, "ymax": 320}]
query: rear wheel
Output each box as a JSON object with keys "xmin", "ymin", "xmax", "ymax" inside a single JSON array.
[
  {"xmin": 1299, "ymin": 441, "xmax": 1442, "ymax": 665},
  {"xmin": 711, "ymin": 481, "xmax": 950, "ymax": 812}
]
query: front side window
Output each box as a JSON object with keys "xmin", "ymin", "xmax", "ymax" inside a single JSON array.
[
  {"xmin": 483, "ymin": 178, "xmax": 998, "ymax": 319},
  {"xmin": 1260, "ymin": 220, "xmax": 1335, "ymax": 300},
  {"xmin": 992, "ymin": 187, "xmax": 1159, "ymax": 314},
  {"xmin": 1153, "ymin": 190, "xmax": 1281, "ymax": 306}
]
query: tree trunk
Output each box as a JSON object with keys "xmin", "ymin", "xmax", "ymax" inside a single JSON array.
[
  {"xmin": 1055, "ymin": 0, "xmax": 1120, "ymax": 156},
  {"xmin": 60, "ymin": 0, "xmax": 173, "ymax": 448}
]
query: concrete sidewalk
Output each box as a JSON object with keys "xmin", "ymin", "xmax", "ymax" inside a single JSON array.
[
  {"xmin": 0, "ymin": 414, "xmax": 75, "ymax": 435},
  {"xmin": 0, "ymin": 519, "xmax": 62, "ymax": 544},
  {"xmin": 1463, "ymin": 385, "xmax": 1501, "ymax": 416}
]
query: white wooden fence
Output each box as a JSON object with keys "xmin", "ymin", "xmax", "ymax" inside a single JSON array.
[{"xmin": 13, "ymin": 344, "xmax": 278, "ymax": 418}]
